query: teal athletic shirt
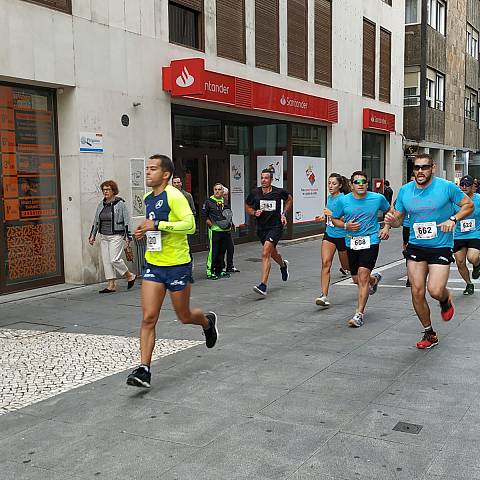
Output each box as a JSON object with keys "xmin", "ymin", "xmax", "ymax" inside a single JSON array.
[
  {"xmin": 332, "ymin": 191, "xmax": 390, "ymax": 248},
  {"xmin": 395, "ymin": 177, "xmax": 465, "ymax": 248},
  {"xmin": 325, "ymin": 194, "xmax": 346, "ymax": 239},
  {"xmin": 454, "ymin": 192, "xmax": 480, "ymax": 240}
]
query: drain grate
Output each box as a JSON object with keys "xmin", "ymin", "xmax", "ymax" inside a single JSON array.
[
  {"xmin": 392, "ymin": 421, "xmax": 423, "ymax": 435},
  {"xmin": 245, "ymin": 258, "xmax": 262, "ymax": 262}
]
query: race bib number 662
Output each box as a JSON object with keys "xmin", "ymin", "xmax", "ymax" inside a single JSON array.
[{"xmin": 413, "ymin": 222, "xmax": 437, "ymax": 240}]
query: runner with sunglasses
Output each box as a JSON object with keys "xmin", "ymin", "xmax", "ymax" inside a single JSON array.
[
  {"xmin": 453, "ymin": 175, "xmax": 480, "ymax": 295},
  {"xmin": 385, "ymin": 154, "xmax": 473, "ymax": 349},
  {"xmin": 331, "ymin": 171, "xmax": 391, "ymax": 327},
  {"xmin": 315, "ymin": 173, "xmax": 351, "ymax": 307}
]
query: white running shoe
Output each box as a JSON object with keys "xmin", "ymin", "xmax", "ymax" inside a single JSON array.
[
  {"xmin": 315, "ymin": 295, "xmax": 331, "ymax": 307},
  {"xmin": 348, "ymin": 312, "xmax": 364, "ymax": 328}
]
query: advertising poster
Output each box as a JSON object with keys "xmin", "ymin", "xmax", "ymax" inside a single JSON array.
[
  {"xmin": 79, "ymin": 132, "xmax": 104, "ymax": 153},
  {"xmin": 293, "ymin": 156, "xmax": 326, "ymax": 224},
  {"xmin": 229, "ymin": 154, "xmax": 246, "ymax": 226},
  {"xmin": 130, "ymin": 158, "xmax": 145, "ymax": 217},
  {"xmin": 257, "ymin": 155, "xmax": 284, "ymax": 188}
]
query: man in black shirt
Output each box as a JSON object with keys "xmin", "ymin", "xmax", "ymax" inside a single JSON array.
[{"xmin": 245, "ymin": 169, "xmax": 293, "ymax": 296}]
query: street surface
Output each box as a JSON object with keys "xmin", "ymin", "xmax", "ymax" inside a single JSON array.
[{"xmin": 1, "ymin": 229, "xmax": 480, "ymax": 479}]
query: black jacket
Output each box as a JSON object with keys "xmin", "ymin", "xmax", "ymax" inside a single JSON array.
[{"xmin": 203, "ymin": 196, "xmax": 232, "ymax": 231}]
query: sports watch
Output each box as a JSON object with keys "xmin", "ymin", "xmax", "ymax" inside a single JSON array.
[
  {"xmin": 449, "ymin": 216, "xmax": 457, "ymax": 223},
  {"xmin": 153, "ymin": 219, "xmax": 160, "ymax": 230}
]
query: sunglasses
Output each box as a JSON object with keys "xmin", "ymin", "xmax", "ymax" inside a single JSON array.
[
  {"xmin": 352, "ymin": 179, "xmax": 367, "ymax": 185},
  {"xmin": 460, "ymin": 182, "xmax": 473, "ymax": 187},
  {"xmin": 413, "ymin": 164, "xmax": 433, "ymax": 172}
]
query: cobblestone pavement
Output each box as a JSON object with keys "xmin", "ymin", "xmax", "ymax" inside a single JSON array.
[
  {"xmin": 0, "ymin": 328, "xmax": 201, "ymax": 415},
  {"xmin": 2, "ymin": 230, "xmax": 480, "ymax": 479}
]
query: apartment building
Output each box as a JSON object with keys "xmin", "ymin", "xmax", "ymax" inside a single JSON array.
[
  {"xmin": 404, "ymin": 0, "xmax": 480, "ymax": 181},
  {"xmin": 0, "ymin": 0, "xmax": 404, "ymax": 292}
]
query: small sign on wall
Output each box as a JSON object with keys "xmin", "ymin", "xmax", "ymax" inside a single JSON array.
[
  {"xmin": 130, "ymin": 158, "xmax": 146, "ymax": 217},
  {"xmin": 79, "ymin": 132, "xmax": 104, "ymax": 153}
]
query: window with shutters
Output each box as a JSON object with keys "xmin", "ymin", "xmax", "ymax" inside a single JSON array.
[
  {"xmin": 379, "ymin": 28, "xmax": 391, "ymax": 103},
  {"xmin": 363, "ymin": 19, "xmax": 376, "ymax": 99},
  {"xmin": 169, "ymin": 1, "xmax": 204, "ymax": 50},
  {"xmin": 255, "ymin": 0, "xmax": 280, "ymax": 72},
  {"xmin": 216, "ymin": 0, "xmax": 245, "ymax": 63},
  {"xmin": 287, "ymin": 0, "xmax": 307, "ymax": 80},
  {"xmin": 21, "ymin": 0, "xmax": 71, "ymax": 13},
  {"xmin": 314, "ymin": 0, "xmax": 332, "ymax": 87}
]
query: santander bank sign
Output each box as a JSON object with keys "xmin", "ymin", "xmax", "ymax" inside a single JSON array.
[{"xmin": 163, "ymin": 58, "xmax": 338, "ymax": 123}]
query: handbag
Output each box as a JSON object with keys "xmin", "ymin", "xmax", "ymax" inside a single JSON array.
[{"xmin": 124, "ymin": 243, "xmax": 134, "ymax": 262}]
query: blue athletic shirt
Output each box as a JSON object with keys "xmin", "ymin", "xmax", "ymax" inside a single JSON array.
[
  {"xmin": 454, "ymin": 193, "xmax": 480, "ymax": 240},
  {"xmin": 332, "ymin": 191, "xmax": 390, "ymax": 247},
  {"xmin": 325, "ymin": 194, "xmax": 346, "ymax": 239},
  {"xmin": 395, "ymin": 177, "xmax": 465, "ymax": 248}
]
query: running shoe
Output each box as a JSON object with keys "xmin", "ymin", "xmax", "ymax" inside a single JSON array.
[
  {"xmin": 219, "ymin": 271, "xmax": 231, "ymax": 278},
  {"xmin": 208, "ymin": 274, "xmax": 220, "ymax": 280},
  {"xmin": 463, "ymin": 283, "xmax": 474, "ymax": 295},
  {"xmin": 369, "ymin": 273, "xmax": 382, "ymax": 295},
  {"xmin": 315, "ymin": 295, "xmax": 331, "ymax": 307},
  {"xmin": 406, "ymin": 279, "xmax": 411, "ymax": 287},
  {"xmin": 416, "ymin": 331, "xmax": 438, "ymax": 349},
  {"xmin": 253, "ymin": 283, "xmax": 267, "ymax": 296},
  {"xmin": 472, "ymin": 262, "xmax": 480, "ymax": 280},
  {"xmin": 348, "ymin": 312, "xmax": 364, "ymax": 328},
  {"xmin": 204, "ymin": 312, "xmax": 218, "ymax": 348},
  {"xmin": 126, "ymin": 366, "xmax": 151, "ymax": 388},
  {"xmin": 280, "ymin": 260, "xmax": 289, "ymax": 281},
  {"xmin": 226, "ymin": 267, "xmax": 240, "ymax": 273},
  {"xmin": 339, "ymin": 268, "xmax": 350, "ymax": 276},
  {"xmin": 440, "ymin": 296, "xmax": 455, "ymax": 322}
]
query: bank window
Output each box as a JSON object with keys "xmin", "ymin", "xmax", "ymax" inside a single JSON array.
[
  {"xmin": 467, "ymin": 23, "xmax": 479, "ymax": 60},
  {"xmin": 427, "ymin": 0, "xmax": 446, "ymax": 35},
  {"xmin": 169, "ymin": 1, "xmax": 203, "ymax": 50},
  {"xmin": 21, "ymin": 0, "xmax": 71, "ymax": 14},
  {"xmin": 426, "ymin": 68, "xmax": 444, "ymax": 111},
  {"xmin": 404, "ymin": 68, "xmax": 420, "ymax": 106},
  {"xmin": 465, "ymin": 89, "xmax": 478, "ymax": 121},
  {"xmin": 405, "ymin": 0, "xmax": 420, "ymax": 24}
]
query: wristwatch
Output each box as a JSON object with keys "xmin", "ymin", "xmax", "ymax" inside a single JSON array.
[
  {"xmin": 153, "ymin": 219, "xmax": 160, "ymax": 230},
  {"xmin": 449, "ymin": 216, "xmax": 457, "ymax": 223}
]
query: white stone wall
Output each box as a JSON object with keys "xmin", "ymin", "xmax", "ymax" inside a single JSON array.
[{"xmin": 0, "ymin": 0, "xmax": 405, "ymax": 284}]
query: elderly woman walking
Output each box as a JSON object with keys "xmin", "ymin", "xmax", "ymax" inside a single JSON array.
[{"xmin": 89, "ymin": 180, "xmax": 137, "ymax": 293}]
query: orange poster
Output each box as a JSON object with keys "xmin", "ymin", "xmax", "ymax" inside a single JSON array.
[
  {"xmin": 0, "ymin": 108, "xmax": 14, "ymax": 130},
  {"xmin": 3, "ymin": 176, "xmax": 18, "ymax": 198},
  {"xmin": 1, "ymin": 154, "xmax": 17, "ymax": 175},
  {"xmin": 0, "ymin": 130, "xmax": 16, "ymax": 153},
  {"xmin": 0, "ymin": 86, "xmax": 13, "ymax": 108},
  {"xmin": 4, "ymin": 199, "xmax": 20, "ymax": 221}
]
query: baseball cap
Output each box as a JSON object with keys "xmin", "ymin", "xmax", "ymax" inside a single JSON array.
[{"xmin": 459, "ymin": 175, "xmax": 474, "ymax": 186}]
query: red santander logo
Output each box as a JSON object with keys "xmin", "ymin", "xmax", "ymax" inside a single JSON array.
[{"xmin": 171, "ymin": 58, "xmax": 205, "ymax": 96}]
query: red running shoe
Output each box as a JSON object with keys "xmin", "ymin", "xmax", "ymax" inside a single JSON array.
[
  {"xmin": 440, "ymin": 296, "xmax": 455, "ymax": 322},
  {"xmin": 416, "ymin": 332, "xmax": 439, "ymax": 349}
]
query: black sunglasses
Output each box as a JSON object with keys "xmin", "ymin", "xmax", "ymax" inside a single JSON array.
[
  {"xmin": 413, "ymin": 164, "xmax": 433, "ymax": 172},
  {"xmin": 460, "ymin": 182, "xmax": 473, "ymax": 187}
]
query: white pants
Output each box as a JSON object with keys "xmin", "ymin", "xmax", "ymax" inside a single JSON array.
[{"xmin": 99, "ymin": 234, "xmax": 129, "ymax": 280}]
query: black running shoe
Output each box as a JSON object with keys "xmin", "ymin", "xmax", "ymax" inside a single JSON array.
[
  {"xmin": 204, "ymin": 312, "xmax": 218, "ymax": 348},
  {"xmin": 280, "ymin": 260, "xmax": 289, "ymax": 281},
  {"xmin": 464, "ymin": 283, "xmax": 474, "ymax": 295},
  {"xmin": 473, "ymin": 263, "xmax": 480, "ymax": 280},
  {"xmin": 126, "ymin": 366, "xmax": 151, "ymax": 388}
]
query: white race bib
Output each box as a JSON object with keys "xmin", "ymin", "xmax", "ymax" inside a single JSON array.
[
  {"xmin": 350, "ymin": 235, "xmax": 371, "ymax": 250},
  {"xmin": 146, "ymin": 231, "xmax": 162, "ymax": 251},
  {"xmin": 460, "ymin": 219, "xmax": 476, "ymax": 233},
  {"xmin": 326, "ymin": 215, "xmax": 334, "ymax": 227},
  {"xmin": 260, "ymin": 200, "xmax": 276, "ymax": 212},
  {"xmin": 413, "ymin": 222, "xmax": 437, "ymax": 240}
]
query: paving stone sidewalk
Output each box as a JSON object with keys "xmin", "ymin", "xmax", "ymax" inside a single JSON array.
[{"xmin": 1, "ymin": 229, "xmax": 480, "ymax": 480}]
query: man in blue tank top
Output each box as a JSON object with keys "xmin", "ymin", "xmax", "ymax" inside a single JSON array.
[{"xmin": 385, "ymin": 154, "xmax": 473, "ymax": 350}]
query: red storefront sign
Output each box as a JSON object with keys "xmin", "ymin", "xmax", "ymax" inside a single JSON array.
[
  {"xmin": 162, "ymin": 58, "xmax": 338, "ymax": 123},
  {"xmin": 363, "ymin": 108, "xmax": 395, "ymax": 132}
]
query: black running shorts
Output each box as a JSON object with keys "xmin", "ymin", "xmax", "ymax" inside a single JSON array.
[
  {"xmin": 453, "ymin": 238, "xmax": 480, "ymax": 253},
  {"xmin": 404, "ymin": 245, "xmax": 454, "ymax": 265},
  {"xmin": 323, "ymin": 233, "xmax": 347, "ymax": 252},
  {"xmin": 346, "ymin": 244, "xmax": 380, "ymax": 276},
  {"xmin": 257, "ymin": 227, "xmax": 283, "ymax": 247},
  {"xmin": 402, "ymin": 226, "xmax": 410, "ymax": 246}
]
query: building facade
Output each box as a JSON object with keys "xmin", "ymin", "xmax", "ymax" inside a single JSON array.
[
  {"xmin": 404, "ymin": 0, "xmax": 480, "ymax": 181},
  {"xmin": 0, "ymin": 0, "xmax": 404, "ymax": 293}
]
